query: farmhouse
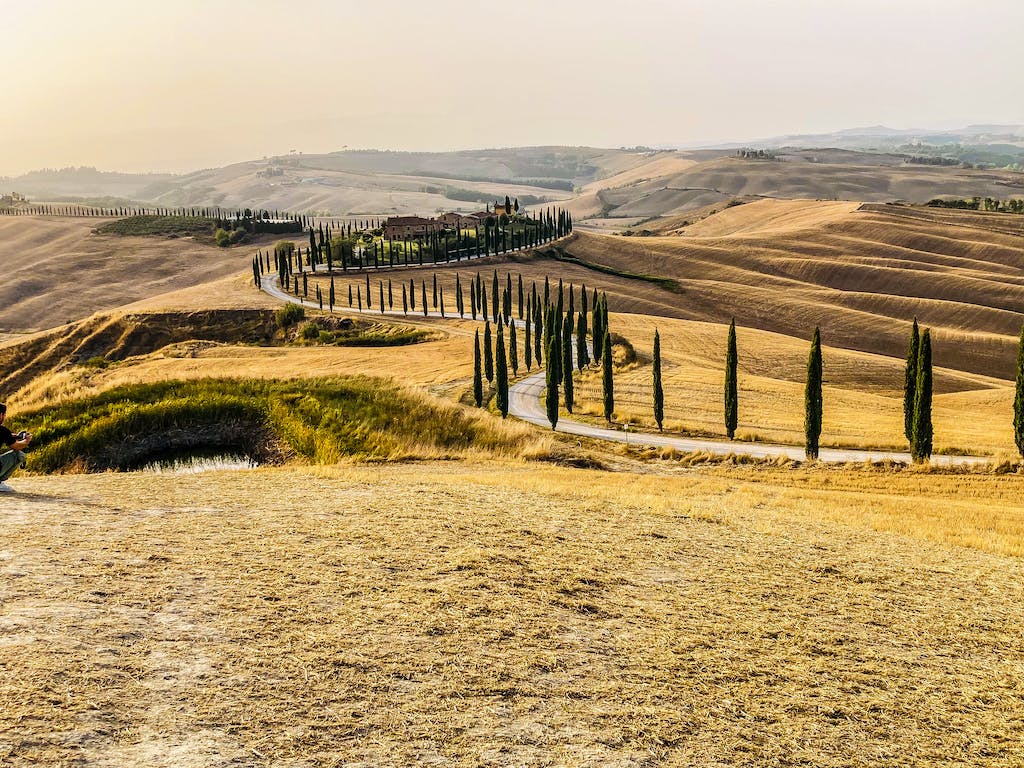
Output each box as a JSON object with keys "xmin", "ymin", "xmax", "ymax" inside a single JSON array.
[
  {"xmin": 438, "ymin": 212, "xmax": 481, "ymax": 229},
  {"xmin": 383, "ymin": 215, "xmax": 443, "ymax": 239}
]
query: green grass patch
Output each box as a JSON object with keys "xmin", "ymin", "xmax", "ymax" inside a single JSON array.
[
  {"xmin": 21, "ymin": 377, "xmax": 524, "ymax": 472},
  {"xmin": 540, "ymin": 246, "xmax": 682, "ymax": 293},
  {"xmin": 95, "ymin": 215, "xmax": 217, "ymax": 238}
]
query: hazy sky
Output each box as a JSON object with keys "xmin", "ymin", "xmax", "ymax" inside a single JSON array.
[{"xmin": 2, "ymin": 0, "xmax": 1022, "ymax": 176}]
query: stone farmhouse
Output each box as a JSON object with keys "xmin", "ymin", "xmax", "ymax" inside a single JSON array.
[{"xmin": 384, "ymin": 211, "xmax": 492, "ymax": 239}]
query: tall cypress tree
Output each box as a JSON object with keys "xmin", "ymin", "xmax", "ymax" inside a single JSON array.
[
  {"xmin": 421, "ymin": 281, "xmax": 428, "ymax": 317},
  {"xmin": 911, "ymin": 329, "xmax": 933, "ymax": 462},
  {"xmin": 388, "ymin": 279, "xmax": 393, "ymax": 309},
  {"xmin": 402, "ymin": 285, "xmax": 408, "ymax": 315},
  {"xmin": 804, "ymin": 327, "xmax": 823, "ymax": 460},
  {"xmin": 491, "ymin": 270, "xmax": 500, "ymax": 323},
  {"xmin": 725, "ymin": 319, "xmax": 738, "ymax": 439},
  {"xmin": 509, "ymin": 320, "xmax": 519, "ymax": 376},
  {"xmin": 470, "ymin": 279, "xmax": 477, "ymax": 319},
  {"xmin": 545, "ymin": 334, "xmax": 560, "ymax": 430},
  {"xmin": 484, "ymin": 321, "xmax": 494, "ymax": 383},
  {"xmin": 592, "ymin": 295, "xmax": 605, "ymax": 365},
  {"xmin": 473, "ymin": 330, "xmax": 483, "ymax": 407},
  {"xmin": 330, "ymin": 276, "xmax": 336, "ymax": 312},
  {"xmin": 496, "ymin": 322, "xmax": 509, "ymax": 418},
  {"xmin": 348, "ymin": 283, "xmax": 353, "ymax": 307},
  {"xmin": 903, "ymin": 318, "xmax": 920, "ymax": 444},
  {"xmin": 506, "ymin": 272, "xmax": 513, "ymax": 320},
  {"xmin": 602, "ymin": 331, "xmax": 614, "ymax": 423},
  {"xmin": 524, "ymin": 302, "xmax": 533, "ymax": 371},
  {"xmin": 457, "ymin": 274, "xmax": 464, "ymax": 317},
  {"xmin": 379, "ymin": 282, "xmax": 385, "ymax": 314},
  {"xmin": 562, "ymin": 314, "xmax": 574, "ymax": 413},
  {"xmin": 576, "ymin": 312, "xmax": 588, "ymax": 371},
  {"xmin": 533, "ymin": 295, "xmax": 543, "ymax": 364},
  {"xmin": 365, "ymin": 273, "xmax": 371, "ymax": 307},
  {"xmin": 653, "ymin": 329, "xmax": 664, "ymax": 431},
  {"xmin": 517, "ymin": 273, "xmax": 524, "ymax": 319},
  {"xmin": 432, "ymin": 273, "xmax": 438, "ymax": 308},
  {"xmin": 1014, "ymin": 323, "xmax": 1024, "ymax": 458},
  {"xmin": 409, "ymin": 278, "xmax": 416, "ymax": 311}
]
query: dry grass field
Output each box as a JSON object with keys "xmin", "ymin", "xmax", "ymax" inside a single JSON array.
[
  {"xmin": 1, "ymin": 197, "xmax": 1024, "ymax": 766},
  {"xmin": 1, "ymin": 463, "xmax": 1022, "ymax": 767},
  {"xmin": 0, "ymin": 217, "xmax": 252, "ymax": 333}
]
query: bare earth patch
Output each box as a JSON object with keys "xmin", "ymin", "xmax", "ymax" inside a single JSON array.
[{"xmin": 1, "ymin": 464, "xmax": 1022, "ymax": 766}]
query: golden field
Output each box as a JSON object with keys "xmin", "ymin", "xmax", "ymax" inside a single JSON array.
[
  {"xmin": 2, "ymin": 463, "xmax": 1023, "ymax": 767},
  {"xmin": 1, "ymin": 197, "xmax": 1023, "ymax": 766}
]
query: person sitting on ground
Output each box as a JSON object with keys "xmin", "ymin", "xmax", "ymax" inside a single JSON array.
[{"xmin": 0, "ymin": 403, "xmax": 32, "ymax": 493}]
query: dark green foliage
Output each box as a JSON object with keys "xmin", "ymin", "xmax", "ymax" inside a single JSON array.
[
  {"xmin": 533, "ymin": 295, "xmax": 542, "ymax": 364},
  {"xmin": 1015, "ymin": 324, "xmax": 1024, "ymax": 458},
  {"xmin": 421, "ymin": 282, "xmax": 428, "ymax": 317},
  {"xmin": 492, "ymin": 270, "xmax": 500, "ymax": 323},
  {"xmin": 473, "ymin": 330, "xmax": 483, "ymax": 407},
  {"xmin": 725, "ymin": 319, "xmax": 738, "ymax": 439},
  {"xmin": 592, "ymin": 294, "xmax": 605, "ymax": 365},
  {"xmin": 366, "ymin": 273, "xmax": 372, "ymax": 307},
  {"xmin": 95, "ymin": 215, "xmax": 217, "ymax": 238},
  {"xmin": 576, "ymin": 313, "xmax": 587, "ymax": 371},
  {"xmin": 517, "ymin": 274, "xmax": 524, "ymax": 319},
  {"xmin": 524, "ymin": 302, "xmax": 533, "ymax": 371},
  {"xmin": 484, "ymin": 321, "xmax": 494, "ymax": 383},
  {"xmin": 562, "ymin": 314, "xmax": 574, "ymax": 413},
  {"xmin": 329, "ymin": 277, "xmax": 336, "ymax": 312},
  {"xmin": 911, "ymin": 329, "xmax": 933, "ymax": 462},
  {"xmin": 804, "ymin": 327, "xmax": 823, "ymax": 460},
  {"xmin": 388, "ymin": 279, "xmax": 393, "ymax": 309},
  {"xmin": 496, "ymin": 323, "xmax": 509, "ymax": 418},
  {"xmin": 653, "ymin": 329, "xmax": 664, "ymax": 431},
  {"xmin": 348, "ymin": 283, "xmax": 353, "ymax": 307},
  {"xmin": 379, "ymin": 282, "xmax": 385, "ymax": 314},
  {"xmin": 545, "ymin": 334, "xmax": 559, "ymax": 430},
  {"xmin": 432, "ymin": 274, "xmax": 438, "ymax": 309},
  {"xmin": 402, "ymin": 285, "xmax": 409, "ymax": 315},
  {"xmin": 456, "ymin": 274, "xmax": 464, "ymax": 317},
  {"xmin": 509, "ymin": 320, "xmax": 519, "ymax": 376},
  {"xmin": 602, "ymin": 331, "xmax": 614, "ymax": 422},
  {"xmin": 410, "ymin": 278, "xmax": 416, "ymax": 310},
  {"xmin": 275, "ymin": 303, "xmax": 305, "ymax": 330},
  {"xmin": 904, "ymin": 319, "xmax": 920, "ymax": 444}
]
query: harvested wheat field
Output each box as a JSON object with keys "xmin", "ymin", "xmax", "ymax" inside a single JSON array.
[
  {"xmin": 1, "ymin": 464, "xmax": 1023, "ymax": 767},
  {"xmin": 0, "ymin": 217, "xmax": 254, "ymax": 333}
]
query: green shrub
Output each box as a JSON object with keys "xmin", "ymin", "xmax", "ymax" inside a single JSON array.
[
  {"xmin": 275, "ymin": 303, "xmax": 305, "ymax": 330},
  {"xmin": 215, "ymin": 228, "xmax": 231, "ymax": 247}
]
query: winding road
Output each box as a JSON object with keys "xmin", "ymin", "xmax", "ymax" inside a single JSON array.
[{"xmin": 261, "ymin": 271, "xmax": 990, "ymax": 468}]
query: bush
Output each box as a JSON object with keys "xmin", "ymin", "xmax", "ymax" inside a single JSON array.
[
  {"xmin": 215, "ymin": 228, "xmax": 231, "ymax": 247},
  {"xmin": 275, "ymin": 303, "xmax": 305, "ymax": 330},
  {"xmin": 299, "ymin": 322, "xmax": 320, "ymax": 341}
]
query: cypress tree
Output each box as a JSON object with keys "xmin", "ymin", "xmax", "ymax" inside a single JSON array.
[
  {"xmin": 804, "ymin": 327, "xmax": 823, "ymax": 460},
  {"xmin": 505, "ymin": 272, "xmax": 513, "ymax": 320},
  {"xmin": 470, "ymin": 279, "xmax": 477, "ymax": 319},
  {"xmin": 357, "ymin": 288, "xmax": 362, "ymax": 312},
  {"xmin": 602, "ymin": 331, "xmax": 614, "ymax": 423},
  {"xmin": 388, "ymin": 279, "xmax": 393, "ymax": 309},
  {"xmin": 433, "ymin": 273, "xmax": 438, "ymax": 308},
  {"xmin": 421, "ymin": 281, "xmax": 428, "ymax": 317},
  {"xmin": 492, "ymin": 270, "xmax": 499, "ymax": 323},
  {"xmin": 1014, "ymin": 323, "xmax": 1024, "ymax": 458},
  {"xmin": 440, "ymin": 291, "xmax": 446, "ymax": 318},
  {"xmin": 330, "ymin": 276, "xmax": 336, "ymax": 312},
  {"xmin": 533, "ymin": 295, "xmax": 543, "ymax": 364},
  {"xmin": 317, "ymin": 284, "xmax": 323, "ymax": 311},
  {"xmin": 903, "ymin": 319, "xmax": 920, "ymax": 444},
  {"xmin": 911, "ymin": 329, "xmax": 933, "ymax": 462},
  {"xmin": 653, "ymin": 329, "xmax": 664, "ymax": 431},
  {"xmin": 509, "ymin": 320, "xmax": 519, "ymax": 376},
  {"xmin": 576, "ymin": 312, "xmax": 587, "ymax": 371},
  {"xmin": 348, "ymin": 283, "xmax": 353, "ymax": 307},
  {"xmin": 517, "ymin": 273, "xmax": 524, "ymax": 319},
  {"xmin": 562, "ymin": 314, "xmax": 574, "ymax": 413},
  {"xmin": 457, "ymin": 274, "xmax": 464, "ymax": 317},
  {"xmin": 410, "ymin": 278, "xmax": 416, "ymax": 311},
  {"xmin": 480, "ymin": 279, "xmax": 487, "ymax": 319},
  {"xmin": 402, "ymin": 285, "xmax": 408, "ymax": 315},
  {"xmin": 592, "ymin": 295, "xmax": 604, "ymax": 365},
  {"xmin": 524, "ymin": 302, "xmax": 533, "ymax": 371},
  {"xmin": 545, "ymin": 334, "xmax": 560, "ymax": 430},
  {"xmin": 379, "ymin": 282, "xmax": 385, "ymax": 314},
  {"xmin": 725, "ymin": 319, "xmax": 738, "ymax": 439},
  {"xmin": 496, "ymin": 323, "xmax": 509, "ymax": 418},
  {"xmin": 484, "ymin": 321, "xmax": 494, "ymax": 383},
  {"xmin": 365, "ymin": 273, "xmax": 371, "ymax": 307},
  {"xmin": 473, "ymin": 330, "xmax": 483, "ymax": 407}
]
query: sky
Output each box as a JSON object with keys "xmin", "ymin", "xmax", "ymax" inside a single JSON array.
[{"xmin": 2, "ymin": 0, "xmax": 1022, "ymax": 176}]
